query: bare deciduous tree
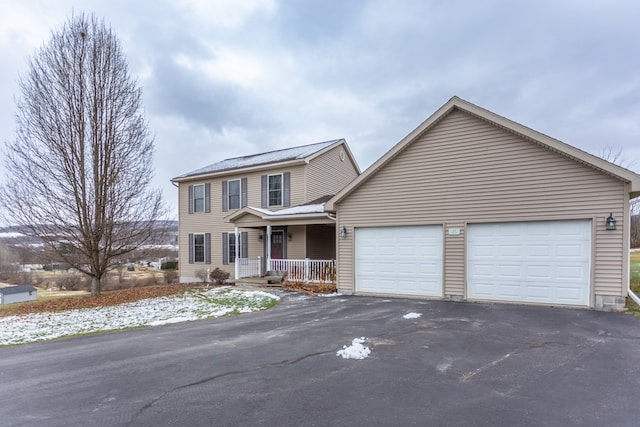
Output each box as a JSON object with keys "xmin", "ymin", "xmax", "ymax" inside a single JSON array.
[
  {"xmin": 0, "ymin": 13, "xmax": 165, "ymax": 296},
  {"xmin": 600, "ymin": 146, "xmax": 640, "ymax": 248}
]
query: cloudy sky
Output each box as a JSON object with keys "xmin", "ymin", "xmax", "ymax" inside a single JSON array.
[{"xmin": 1, "ymin": 0, "xmax": 639, "ymax": 218}]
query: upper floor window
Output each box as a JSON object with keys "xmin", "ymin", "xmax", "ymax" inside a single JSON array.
[
  {"xmin": 268, "ymin": 174, "xmax": 282, "ymax": 206},
  {"xmin": 260, "ymin": 172, "xmax": 289, "ymax": 209},
  {"xmin": 193, "ymin": 184, "xmax": 205, "ymax": 212},
  {"xmin": 189, "ymin": 183, "xmax": 210, "ymax": 214},
  {"xmin": 228, "ymin": 179, "xmax": 241, "ymax": 210},
  {"xmin": 222, "ymin": 178, "xmax": 246, "ymax": 212}
]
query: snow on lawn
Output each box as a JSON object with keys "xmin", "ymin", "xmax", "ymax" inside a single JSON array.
[
  {"xmin": 337, "ymin": 337, "xmax": 371, "ymax": 360},
  {"xmin": 0, "ymin": 287, "xmax": 279, "ymax": 346},
  {"xmin": 402, "ymin": 312, "xmax": 422, "ymax": 319}
]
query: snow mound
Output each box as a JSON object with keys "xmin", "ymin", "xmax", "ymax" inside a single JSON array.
[
  {"xmin": 337, "ymin": 337, "xmax": 371, "ymax": 360},
  {"xmin": 402, "ymin": 312, "xmax": 422, "ymax": 319}
]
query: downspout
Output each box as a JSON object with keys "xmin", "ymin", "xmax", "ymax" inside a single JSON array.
[{"xmin": 628, "ymin": 286, "xmax": 640, "ymax": 306}]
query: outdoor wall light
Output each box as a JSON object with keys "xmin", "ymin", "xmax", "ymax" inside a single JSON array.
[
  {"xmin": 340, "ymin": 226, "xmax": 348, "ymax": 239},
  {"xmin": 287, "ymin": 233, "xmax": 292, "ymax": 241},
  {"xmin": 258, "ymin": 234, "xmax": 263, "ymax": 241},
  {"xmin": 606, "ymin": 213, "xmax": 617, "ymax": 230}
]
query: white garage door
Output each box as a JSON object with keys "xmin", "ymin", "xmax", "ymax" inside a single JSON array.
[
  {"xmin": 467, "ymin": 220, "xmax": 591, "ymax": 306},
  {"xmin": 355, "ymin": 226, "xmax": 443, "ymax": 297}
]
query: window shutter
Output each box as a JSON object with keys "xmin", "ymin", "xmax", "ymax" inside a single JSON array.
[
  {"xmin": 205, "ymin": 233, "xmax": 211, "ymax": 264},
  {"xmin": 283, "ymin": 172, "xmax": 291, "ymax": 207},
  {"xmin": 222, "ymin": 232, "xmax": 229, "ymax": 265},
  {"xmin": 242, "ymin": 232, "xmax": 248, "ymax": 258},
  {"xmin": 205, "ymin": 183, "xmax": 211, "ymax": 213},
  {"xmin": 222, "ymin": 180, "xmax": 228, "ymax": 212},
  {"xmin": 188, "ymin": 233, "xmax": 194, "ymax": 264},
  {"xmin": 261, "ymin": 175, "xmax": 267, "ymax": 208},
  {"xmin": 188, "ymin": 185, "xmax": 194, "ymax": 214},
  {"xmin": 241, "ymin": 178, "xmax": 248, "ymax": 208}
]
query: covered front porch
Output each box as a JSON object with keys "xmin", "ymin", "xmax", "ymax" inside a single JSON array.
[{"xmin": 224, "ymin": 200, "xmax": 337, "ymax": 284}]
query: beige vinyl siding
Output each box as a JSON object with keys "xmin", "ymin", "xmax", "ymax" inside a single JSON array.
[
  {"xmin": 307, "ymin": 145, "xmax": 359, "ymax": 201},
  {"xmin": 444, "ymin": 223, "xmax": 465, "ymax": 296},
  {"xmin": 286, "ymin": 225, "xmax": 306, "ymax": 259},
  {"xmin": 337, "ymin": 110, "xmax": 627, "ymax": 300},
  {"xmin": 178, "ymin": 164, "xmax": 307, "ymax": 281}
]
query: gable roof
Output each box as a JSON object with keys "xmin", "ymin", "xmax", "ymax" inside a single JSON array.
[
  {"xmin": 173, "ymin": 139, "xmax": 351, "ymax": 182},
  {"xmin": 326, "ymin": 96, "xmax": 640, "ymax": 210},
  {"xmin": 0, "ymin": 285, "xmax": 37, "ymax": 295}
]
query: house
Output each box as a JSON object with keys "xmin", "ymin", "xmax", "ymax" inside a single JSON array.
[
  {"xmin": 172, "ymin": 139, "xmax": 360, "ymax": 283},
  {"xmin": 325, "ymin": 96, "xmax": 640, "ymax": 311},
  {"xmin": 0, "ymin": 285, "xmax": 37, "ymax": 305}
]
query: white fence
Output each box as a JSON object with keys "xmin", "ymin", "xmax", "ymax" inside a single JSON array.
[
  {"xmin": 269, "ymin": 259, "xmax": 335, "ymax": 283},
  {"xmin": 236, "ymin": 257, "xmax": 262, "ymax": 279}
]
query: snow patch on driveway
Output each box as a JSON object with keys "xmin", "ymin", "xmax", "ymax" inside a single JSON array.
[
  {"xmin": 337, "ymin": 337, "xmax": 371, "ymax": 360},
  {"xmin": 403, "ymin": 312, "xmax": 422, "ymax": 319}
]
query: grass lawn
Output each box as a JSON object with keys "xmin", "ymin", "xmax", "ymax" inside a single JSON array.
[
  {"xmin": 631, "ymin": 251, "xmax": 640, "ymax": 291},
  {"xmin": 627, "ymin": 251, "xmax": 640, "ymax": 315},
  {"xmin": 0, "ymin": 285, "xmax": 194, "ymax": 317},
  {"xmin": 0, "ymin": 286, "xmax": 280, "ymax": 345}
]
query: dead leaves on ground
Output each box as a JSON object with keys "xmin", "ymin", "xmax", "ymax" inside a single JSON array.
[
  {"xmin": 0, "ymin": 285, "xmax": 203, "ymax": 317},
  {"xmin": 281, "ymin": 281, "xmax": 337, "ymax": 296}
]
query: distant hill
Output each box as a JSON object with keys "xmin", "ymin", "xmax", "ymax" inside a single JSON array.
[{"xmin": 0, "ymin": 221, "xmax": 178, "ymax": 247}]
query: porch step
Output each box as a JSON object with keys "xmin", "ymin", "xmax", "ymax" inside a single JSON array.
[{"xmin": 235, "ymin": 275, "xmax": 284, "ymax": 288}]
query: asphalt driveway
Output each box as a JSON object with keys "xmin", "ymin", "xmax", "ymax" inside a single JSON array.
[{"xmin": 1, "ymin": 293, "xmax": 640, "ymax": 426}]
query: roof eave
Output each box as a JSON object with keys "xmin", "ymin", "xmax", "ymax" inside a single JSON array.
[{"xmin": 172, "ymin": 158, "xmax": 308, "ymax": 183}]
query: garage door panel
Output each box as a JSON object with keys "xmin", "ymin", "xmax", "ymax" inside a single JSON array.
[
  {"xmin": 355, "ymin": 226, "xmax": 443, "ymax": 297},
  {"xmin": 467, "ymin": 220, "xmax": 591, "ymax": 306}
]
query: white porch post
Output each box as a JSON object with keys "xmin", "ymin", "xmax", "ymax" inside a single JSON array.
[
  {"xmin": 234, "ymin": 226, "xmax": 239, "ymax": 280},
  {"xmin": 266, "ymin": 225, "xmax": 272, "ymax": 272}
]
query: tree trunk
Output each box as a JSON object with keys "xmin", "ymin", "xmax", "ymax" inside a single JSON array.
[{"xmin": 91, "ymin": 276, "xmax": 101, "ymax": 297}]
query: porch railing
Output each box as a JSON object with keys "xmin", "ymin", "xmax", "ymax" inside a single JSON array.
[
  {"xmin": 269, "ymin": 258, "xmax": 335, "ymax": 283},
  {"xmin": 236, "ymin": 257, "xmax": 262, "ymax": 279}
]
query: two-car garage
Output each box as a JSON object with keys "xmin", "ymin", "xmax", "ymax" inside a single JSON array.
[
  {"xmin": 354, "ymin": 220, "xmax": 592, "ymax": 307},
  {"xmin": 329, "ymin": 97, "xmax": 639, "ymax": 311}
]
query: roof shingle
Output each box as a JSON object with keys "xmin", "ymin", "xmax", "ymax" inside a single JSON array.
[{"xmin": 175, "ymin": 139, "xmax": 341, "ymax": 179}]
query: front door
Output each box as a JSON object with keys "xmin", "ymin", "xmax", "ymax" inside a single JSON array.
[{"xmin": 271, "ymin": 230, "xmax": 285, "ymax": 259}]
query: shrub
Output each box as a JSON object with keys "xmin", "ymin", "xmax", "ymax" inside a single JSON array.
[
  {"xmin": 136, "ymin": 276, "xmax": 158, "ymax": 288},
  {"xmin": 163, "ymin": 269, "xmax": 178, "ymax": 284},
  {"xmin": 126, "ymin": 263, "xmax": 135, "ymax": 272},
  {"xmin": 161, "ymin": 260, "xmax": 178, "ymax": 270},
  {"xmin": 209, "ymin": 267, "xmax": 230, "ymax": 284},
  {"xmin": 194, "ymin": 269, "xmax": 209, "ymax": 282},
  {"xmin": 58, "ymin": 273, "xmax": 90, "ymax": 291}
]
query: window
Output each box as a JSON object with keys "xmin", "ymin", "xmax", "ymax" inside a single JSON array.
[
  {"xmin": 228, "ymin": 179, "xmax": 240, "ymax": 210},
  {"xmin": 189, "ymin": 233, "xmax": 210, "ymax": 264},
  {"xmin": 261, "ymin": 173, "xmax": 289, "ymax": 209},
  {"xmin": 223, "ymin": 232, "xmax": 248, "ymax": 265},
  {"xmin": 228, "ymin": 233, "xmax": 238, "ymax": 264},
  {"xmin": 268, "ymin": 174, "xmax": 282, "ymax": 206},
  {"xmin": 193, "ymin": 184, "xmax": 205, "ymax": 213},
  {"xmin": 193, "ymin": 233, "xmax": 205, "ymax": 262}
]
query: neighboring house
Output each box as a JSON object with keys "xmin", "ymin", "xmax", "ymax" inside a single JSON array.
[
  {"xmin": 172, "ymin": 139, "xmax": 359, "ymax": 283},
  {"xmin": 0, "ymin": 285, "xmax": 37, "ymax": 305},
  {"xmin": 326, "ymin": 96, "xmax": 640, "ymax": 311}
]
